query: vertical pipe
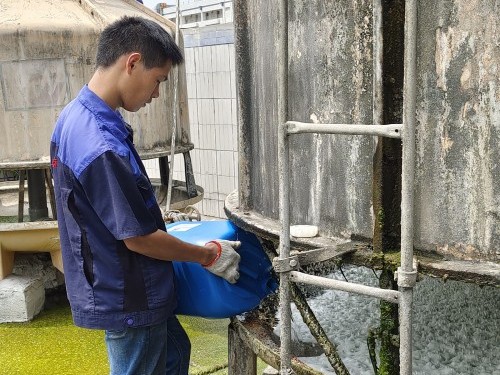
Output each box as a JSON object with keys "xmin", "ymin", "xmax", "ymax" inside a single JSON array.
[
  {"xmin": 165, "ymin": 0, "xmax": 181, "ymax": 213},
  {"xmin": 27, "ymin": 169, "xmax": 49, "ymax": 221},
  {"xmin": 372, "ymin": 0, "xmax": 384, "ymax": 254},
  {"xmin": 400, "ymin": 0, "xmax": 417, "ymax": 374},
  {"xmin": 278, "ymin": 123, "xmax": 291, "ymax": 374},
  {"xmin": 277, "ymin": 0, "xmax": 290, "ymax": 373},
  {"xmin": 373, "ymin": 0, "xmax": 383, "ymax": 127}
]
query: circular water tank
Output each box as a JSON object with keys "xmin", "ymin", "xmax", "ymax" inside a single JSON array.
[
  {"xmin": 0, "ymin": 0, "xmax": 191, "ymax": 169},
  {"xmin": 231, "ymin": 0, "xmax": 500, "ymax": 262}
]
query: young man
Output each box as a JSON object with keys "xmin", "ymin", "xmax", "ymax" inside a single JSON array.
[{"xmin": 50, "ymin": 16, "xmax": 241, "ymax": 375}]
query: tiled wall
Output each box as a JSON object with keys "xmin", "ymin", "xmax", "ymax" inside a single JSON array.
[{"xmin": 144, "ymin": 24, "xmax": 238, "ymax": 218}]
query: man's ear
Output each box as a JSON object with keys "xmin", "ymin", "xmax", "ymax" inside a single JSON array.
[{"xmin": 125, "ymin": 53, "xmax": 142, "ymax": 75}]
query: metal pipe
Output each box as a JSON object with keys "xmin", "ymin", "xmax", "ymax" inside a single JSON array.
[
  {"xmin": 277, "ymin": 0, "xmax": 290, "ymax": 372},
  {"xmin": 27, "ymin": 169, "xmax": 49, "ymax": 221},
  {"xmin": 278, "ymin": 122, "xmax": 292, "ymax": 374},
  {"xmin": 290, "ymin": 271, "xmax": 400, "ymax": 304},
  {"xmin": 286, "ymin": 121, "xmax": 402, "ymax": 139},
  {"xmin": 400, "ymin": 0, "xmax": 418, "ymax": 373},
  {"xmin": 373, "ymin": 0, "xmax": 384, "ymax": 126},
  {"xmin": 165, "ymin": 0, "xmax": 181, "ymax": 213}
]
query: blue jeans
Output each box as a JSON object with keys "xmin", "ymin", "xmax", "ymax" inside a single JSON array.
[{"xmin": 105, "ymin": 316, "xmax": 191, "ymax": 375}]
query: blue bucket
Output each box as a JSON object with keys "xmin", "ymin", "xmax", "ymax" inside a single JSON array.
[{"xmin": 167, "ymin": 220, "xmax": 278, "ymax": 318}]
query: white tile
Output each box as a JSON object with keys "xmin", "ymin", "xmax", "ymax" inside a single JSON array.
[
  {"xmin": 216, "ymin": 150, "xmax": 235, "ymax": 177},
  {"xmin": 189, "ymin": 123, "xmax": 199, "ymax": 146},
  {"xmin": 186, "ymin": 73, "xmax": 198, "ymax": 99},
  {"xmin": 202, "ymin": 198, "xmax": 220, "ymax": 218},
  {"xmin": 229, "ymin": 45, "xmax": 235, "ymax": 73},
  {"xmin": 196, "ymin": 73, "xmax": 213, "ymax": 99},
  {"xmin": 214, "ymin": 45, "xmax": 230, "ymax": 72},
  {"xmin": 233, "ymin": 151, "xmax": 239, "ymax": 178},
  {"xmin": 231, "ymin": 99, "xmax": 237, "ymax": 126},
  {"xmin": 231, "ymin": 124, "xmax": 238, "ymax": 151},
  {"xmin": 205, "ymin": 175, "xmax": 219, "ymax": 200},
  {"xmin": 214, "ymin": 99, "xmax": 232, "ymax": 125},
  {"xmin": 217, "ymin": 200, "xmax": 225, "ymax": 218},
  {"xmin": 197, "ymin": 99, "xmax": 215, "ymax": 125},
  {"xmin": 188, "ymin": 98, "xmax": 198, "ymax": 126},
  {"xmin": 193, "ymin": 47, "xmax": 201, "ymax": 73},
  {"xmin": 217, "ymin": 175, "xmax": 237, "ymax": 196},
  {"xmin": 200, "ymin": 47, "xmax": 212, "ymax": 73},
  {"xmin": 230, "ymin": 69, "xmax": 237, "ymax": 98},
  {"xmin": 209, "ymin": 45, "xmax": 217, "ymax": 71},
  {"xmin": 198, "ymin": 125, "xmax": 217, "ymax": 150},
  {"xmin": 216, "ymin": 125, "xmax": 233, "ymax": 151},
  {"xmin": 184, "ymin": 48, "xmax": 196, "ymax": 74},
  {"xmin": 213, "ymin": 71, "xmax": 232, "ymax": 99},
  {"xmin": 173, "ymin": 155, "xmax": 184, "ymax": 173},
  {"xmin": 199, "ymin": 149, "xmax": 217, "ymax": 175}
]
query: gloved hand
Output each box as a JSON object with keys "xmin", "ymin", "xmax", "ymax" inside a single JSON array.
[{"xmin": 203, "ymin": 240, "xmax": 241, "ymax": 284}]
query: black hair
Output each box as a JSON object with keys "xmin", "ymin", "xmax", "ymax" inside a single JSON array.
[{"xmin": 96, "ymin": 16, "xmax": 184, "ymax": 69}]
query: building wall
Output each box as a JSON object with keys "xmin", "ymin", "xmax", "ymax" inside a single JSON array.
[
  {"xmin": 162, "ymin": 0, "xmax": 233, "ymax": 29},
  {"xmin": 144, "ymin": 23, "xmax": 237, "ymax": 218}
]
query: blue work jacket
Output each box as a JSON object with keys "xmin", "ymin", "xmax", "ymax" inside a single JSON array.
[{"xmin": 50, "ymin": 85, "xmax": 176, "ymax": 330}]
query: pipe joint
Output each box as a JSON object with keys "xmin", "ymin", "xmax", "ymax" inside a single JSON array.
[{"xmin": 395, "ymin": 266, "xmax": 418, "ymax": 288}]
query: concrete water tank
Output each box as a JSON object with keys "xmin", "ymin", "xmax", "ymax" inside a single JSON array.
[
  {"xmin": 228, "ymin": 0, "xmax": 500, "ymax": 266},
  {"xmin": 225, "ymin": 1, "xmax": 499, "ymax": 373},
  {"xmin": 0, "ymin": 0, "xmax": 199, "ymax": 281},
  {"xmin": 0, "ymin": 0, "xmax": 191, "ymax": 167}
]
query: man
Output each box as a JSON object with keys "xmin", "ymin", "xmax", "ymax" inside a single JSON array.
[{"xmin": 50, "ymin": 16, "xmax": 240, "ymax": 375}]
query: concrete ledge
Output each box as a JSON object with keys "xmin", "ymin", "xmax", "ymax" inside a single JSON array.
[{"xmin": 0, "ymin": 274, "xmax": 45, "ymax": 323}]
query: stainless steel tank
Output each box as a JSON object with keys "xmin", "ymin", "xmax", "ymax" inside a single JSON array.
[{"xmin": 0, "ymin": 0, "xmax": 191, "ymax": 168}]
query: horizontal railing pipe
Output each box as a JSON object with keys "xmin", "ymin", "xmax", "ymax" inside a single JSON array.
[
  {"xmin": 286, "ymin": 121, "xmax": 402, "ymax": 139},
  {"xmin": 290, "ymin": 271, "xmax": 400, "ymax": 304}
]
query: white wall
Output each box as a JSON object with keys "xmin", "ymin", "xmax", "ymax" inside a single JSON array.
[{"xmin": 144, "ymin": 24, "xmax": 237, "ymax": 218}]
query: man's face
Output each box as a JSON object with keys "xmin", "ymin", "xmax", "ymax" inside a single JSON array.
[{"xmin": 123, "ymin": 59, "xmax": 173, "ymax": 112}]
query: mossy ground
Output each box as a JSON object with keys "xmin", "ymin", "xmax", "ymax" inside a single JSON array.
[{"xmin": 0, "ymin": 297, "xmax": 267, "ymax": 375}]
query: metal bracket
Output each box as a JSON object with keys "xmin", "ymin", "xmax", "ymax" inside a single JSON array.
[
  {"xmin": 273, "ymin": 255, "xmax": 299, "ymax": 273},
  {"xmin": 295, "ymin": 246, "xmax": 356, "ymax": 266},
  {"xmin": 273, "ymin": 245, "xmax": 358, "ymax": 273}
]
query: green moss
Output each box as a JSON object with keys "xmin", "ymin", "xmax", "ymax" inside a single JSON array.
[
  {"xmin": 0, "ymin": 300, "xmax": 266, "ymax": 375},
  {"xmin": 369, "ymin": 251, "xmax": 401, "ymax": 271},
  {"xmin": 0, "ymin": 215, "xmax": 30, "ymax": 223},
  {"xmin": 0, "ymin": 303, "xmax": 108, "ymax": 375},
  {"xmin": 377, "ymin": 269, "xmax": 399, "ymax": 375}
]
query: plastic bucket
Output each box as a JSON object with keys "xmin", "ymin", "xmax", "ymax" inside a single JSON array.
[{"xmin": 167, "ymin": 220, "xmax": 278, "ymax": 318}]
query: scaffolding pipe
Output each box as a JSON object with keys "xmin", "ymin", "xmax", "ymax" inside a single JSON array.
[
  {"xmin": 373, "ymin": 0, "xmax": 384, "ymax": 126},
  {"xmin": 286, "ymin": 121, "xmax": 402, "ymax": 139},
  {"xmin": 278, "ymin": 122, "xmax": 292, "ymax": 374},
  {"xmin": 290, "ymin": 271, "xmax": 400, "ymax": 304},
  {"xmin": 399, "ymin": 0, "xmax": 418, "ymax": 374},
  {"xmin": 277, "ymin": 0, "xmax": 290, "ymax": 372}
]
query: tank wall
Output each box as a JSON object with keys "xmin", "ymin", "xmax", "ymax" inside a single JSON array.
[
  {"xmin": 235, "ymin": 0, "xmax": 500, "ymax": 260},
  {"xmin": 414, "ymin": 0, "xmax": 500, "ymax": 260},
  {"xmin": 0, "ymin": 0, "xmax": 191, "ymax": 165},
  {"xmin": 236, "ymin": 0, "xmax": 375, "ymax": 239}
]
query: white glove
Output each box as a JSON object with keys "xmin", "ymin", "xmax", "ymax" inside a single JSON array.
[{"xmin": 203, "ymin": 240, "xmax": 241, "ymax": 284}]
